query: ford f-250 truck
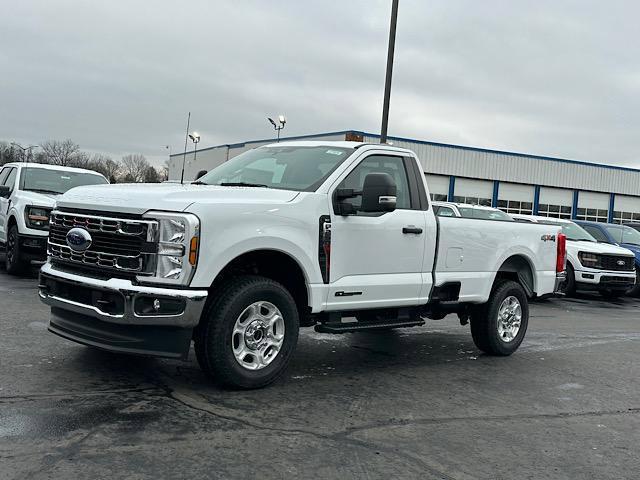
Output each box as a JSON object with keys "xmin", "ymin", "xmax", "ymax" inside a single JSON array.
[{"xmin": 39, "ymin": 142, "xmax": 565, "ymax": 388}]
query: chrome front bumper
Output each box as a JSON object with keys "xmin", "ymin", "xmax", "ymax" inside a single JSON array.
[{"xmin": 38, "ymin": 262, "xmax": 208, "ymax": 328}]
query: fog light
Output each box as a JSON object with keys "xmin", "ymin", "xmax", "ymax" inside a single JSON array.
[{"xmin": 134, "ymin": 296, "xmax": 186, "ymax": 316}]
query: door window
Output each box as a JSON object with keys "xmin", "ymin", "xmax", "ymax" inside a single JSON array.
[
  {"xmin": 336, "ymin": 155, "xmax": 411, "ymax": 212},
  {"xmin": 2, "ymin": 168, "xmax": 17, "ymax": 193},
  {"xmin": 582, "ymin": 225, "xmax": 610, "ymax": 243},
  {"xmin": 0, "ymin": 167, "xmax": 9, "ymax": 186},
  {"xmin": 435, "ymin": 206, "xmax": 456, "ymax": 217}
]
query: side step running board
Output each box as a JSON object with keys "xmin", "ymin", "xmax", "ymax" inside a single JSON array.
[{"xmin": 315, "ymin": 318, "xmax": 425, "ymax": 334}]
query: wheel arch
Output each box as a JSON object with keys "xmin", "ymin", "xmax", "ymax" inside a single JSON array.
[
  {"xmin": 209, "ymin": 248, "xmax": 311, "ymax": 322},
  {"xmin": 493, "ymin": 254, "xmax": 536, "ymax": 297}
]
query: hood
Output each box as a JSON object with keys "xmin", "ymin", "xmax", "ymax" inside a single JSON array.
[
  {"xmin": 570, "ymin": 240, "xmax": 635, "ymax": 257},
  {"xmin": 56, "ymin": 183, "xmax": 301, "ymax": 215},
  {"xmin": 19, "ymin": 190, "xmax": 59, "ymax": 208}
]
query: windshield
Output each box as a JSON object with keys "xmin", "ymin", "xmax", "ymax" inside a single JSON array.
[
  {"xmin": 196, "ymin": 146, "xmax": 353, "ymax": 191},
  {"xmin": 457, "ymin": 207, "xmax": 514, "ymax": 221},
  {"xmin": 540, "ymin": 220, "xmax": 595, "ymax": 242},
  {"xmin": 20, "ymin": 167, "xmax": 107, "ymax": 194},
  {"xmin": 606, "ymin": 225, "xmax": 640, "ymax": 246}
]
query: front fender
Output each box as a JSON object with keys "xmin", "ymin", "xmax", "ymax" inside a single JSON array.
[{"xmin": 189, "ymin": 234, "xmax": 321, "ymax": 289}]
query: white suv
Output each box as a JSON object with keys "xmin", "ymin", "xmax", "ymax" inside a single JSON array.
[
  {"xmin": 511, "ymin": 214, "xmax": 636, "ymax": 298},
  {"xmin": 0, "ymin": 163, "xmax": 107, "ymax": 274}
]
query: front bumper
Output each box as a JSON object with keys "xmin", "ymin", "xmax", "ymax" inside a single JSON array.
[
  {"xmin": 18, "ymin": 233, "xmax": 48, "ymax": 262},
  {"xmin": 574, "ymin": 267, "xmax": 636, "ymax": 290},
  {"xmin": 38, "ymin": 262, "xmax": 208, "ymax": 358}
]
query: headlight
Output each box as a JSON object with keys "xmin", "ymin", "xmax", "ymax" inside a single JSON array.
[
  {"xmin": 25, "ymin": 206, "xmax": 51, "ymax": 230},
  {"xmin": 140, "ymin": 211, "xmax": 200, "ymax": 285},
  {"xmin": 578, "ymin": 252, "xmax": 600, "ymax": 268}
]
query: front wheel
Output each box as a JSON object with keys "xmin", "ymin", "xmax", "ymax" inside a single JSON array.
[
  {"xmin": 195, "ymin": 275, "xmax": 299, "ymax": 389},
  {"xmin": 5, "ymin": 225, "xmax": 26, "ymax": 275},
  {"xmin": 470, "ymin": 280, "xmax": 529, "ymax": 356}
]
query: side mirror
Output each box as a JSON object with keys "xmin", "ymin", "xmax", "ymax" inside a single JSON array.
[
  {"xmin": 361, "ymin": 173, "xmax": 397, "ymax": 213},
  {"xmin": 0, "ymin": 185, "xmax": 10, "ymax": 198}
]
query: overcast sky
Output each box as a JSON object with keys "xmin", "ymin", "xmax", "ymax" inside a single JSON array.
[{"xmin": 2, "ymin": 0, "xmax": 639, "ymax": 167}]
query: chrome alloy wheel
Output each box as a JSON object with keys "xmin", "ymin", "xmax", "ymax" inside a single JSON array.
[
  {"xmin": 497, "ymin": 295, "xmax": 522, "ymax": 343},
  {"xmin": 231, "ymin": 301, "xmax": 285, "ymax": 370}
]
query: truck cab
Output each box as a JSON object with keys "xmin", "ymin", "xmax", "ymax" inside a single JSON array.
[
  {"xmin": 0, "ymin": 163, "xmax": 108, "ymax": 274},
  {"xmin": 39, "ymin": 142, "xmax": 565, "ymax": 388}
]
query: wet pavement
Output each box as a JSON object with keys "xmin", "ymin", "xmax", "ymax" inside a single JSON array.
[{"xmin": 1, "ymin": 266, "xmax": 639, "ymax": 479}]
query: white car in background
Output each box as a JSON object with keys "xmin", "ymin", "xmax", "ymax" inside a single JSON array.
[
  {"xmin": 0, "ymin": 163, "xmax": 108, "ymax": 274},
  {"xmin": 510, "ymin": 214, "xmax": 636, "ymax": 298},
  {"xmin": 432, "ymin": 201, "xmax": 515, "ymax": 221}
]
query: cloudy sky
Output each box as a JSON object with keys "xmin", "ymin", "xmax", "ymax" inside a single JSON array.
[{"xmin": 2, "ymin": 0, "xmax": 639, "ymax": 167}]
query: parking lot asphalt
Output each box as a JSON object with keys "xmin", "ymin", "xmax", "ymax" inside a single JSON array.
[{"xmin": 1, "ymin": 266, "xmax": 639, "ymax": 480}]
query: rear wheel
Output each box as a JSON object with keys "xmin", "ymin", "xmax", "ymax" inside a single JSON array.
[
  {"xmin": 195, "ymin": 275, "xmax": 299, "ymax": 389},
  {"xmin": 5, "ymin": 225, "xmax": 25, "ymax": 275},
  {"xmin": 470, "ymin": 280, "xmax": 529, "ymax": 356}
]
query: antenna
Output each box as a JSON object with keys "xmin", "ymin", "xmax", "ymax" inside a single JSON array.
[{"xmin": 181, "ymin": 112, "xmax": 191, "ymax": 185}]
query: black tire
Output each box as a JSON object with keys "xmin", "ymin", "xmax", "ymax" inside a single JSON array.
[
  {"xmin": 561, "ymin": 263, "xmax": 576, "ymax": 296},
  {"xmin": 599, "ymin": 289, "xmax": 624, "ymax": 299},
  {"xmin": 470, "ymin": 280, "xmax": 529, "ymax": 356},
  {"xmin": 5, "ymin": 225, "xmax": 25, "ymax": 275},
  {"xmin": 194, "ymin": 275, "xmax": 299, "ymax": 389},
  {"xmin": 626, "ymin": 267, "xmax": 640, "ymax": 297}
]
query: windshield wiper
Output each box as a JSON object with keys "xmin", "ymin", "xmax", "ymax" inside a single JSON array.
[
  {"xmin": 26, "ymin": 188, "xmax": 61, "ymax": 195},
  {"xmin": 219, "ymin": 182, "xmax": 268, "ymax": 188},
  {"xmin": 191, "ymin": 181, "xmax": 207, "ymax": 185}
]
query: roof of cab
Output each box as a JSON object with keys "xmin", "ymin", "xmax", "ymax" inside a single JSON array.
[
  {"xmin": 261, "ymin": 140, "xmax": 416, "ymax": 155},
  {"xmin": 2, "ymin": 162, "xmax": 106, "ymax": 177}
]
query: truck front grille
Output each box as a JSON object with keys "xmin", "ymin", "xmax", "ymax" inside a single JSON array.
[
  {"xmin": 600, "ymin": 255, "xmax": 635, "ymax": 272},
  {"xmin": 48, "ymin": 210, "xmax": 157, "ymax": 275}
]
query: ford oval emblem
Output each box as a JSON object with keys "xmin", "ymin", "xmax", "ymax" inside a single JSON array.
[
  {"xmin": 617, "ymin": 260, "xmax": 626, "ymax": 266},
  {"xmin": 66, "ymin": 227, "xmax": 92, "ymax": 252}
]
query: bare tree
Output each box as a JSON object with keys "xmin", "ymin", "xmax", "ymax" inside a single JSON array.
[
  {"xmin": 120, "ymin": 154, "xmax": 150, "ymax": 183},
  {"xmin": 0, "ymin": 142, "xmax": 19, "ymax": 165},
  {"xmin": 143, "ymin": 165, "xmax": 160, "ymax": 183},
  {"xmin": 86, "ymin": 154, "xmax": 120, "ymax": 182},
  {"xmin": 40, "ymin": 139, "xmax": 81, "ymax": 166}
]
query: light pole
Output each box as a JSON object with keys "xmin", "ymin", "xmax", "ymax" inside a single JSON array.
[
  {"xmin": 10, "ymin": 142, "xmax": 39, "ymax": 162},
  {"xmin": 267, "ymin": 115, "xmax": 287, "ymax": 142},
  {"xmin": 380, "ymin": 0, "xmax": 399, "ymax": 144},
  {"xmin": 188, "ymin": 132, "xmax": 201, "ymax": 166}
]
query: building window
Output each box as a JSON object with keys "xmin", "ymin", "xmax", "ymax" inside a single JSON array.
[
  {"xmin": 453, "ymin": 195, "xmax": 491, "ymax": 206},
  {"xmin": 430, "ymin": 193, "xmax": 448, "ymax": 201},
  {"xmin": 538, "ymin": 204, "xmax": 572, "ymax": 219},
  {"xmin": 497, "ymin": 200, "xmax": 533, "ymax": 215},
  {"xmin": 613, "ymin": 211, "xmax": 640, "ymax": 224},
  {"xmin": 575, "ymin": 208, "xmax": 608, "ymax": 223}
]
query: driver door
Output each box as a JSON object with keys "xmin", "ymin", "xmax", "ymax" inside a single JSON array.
[{"xmin": 327, "ymin": 153, "xmax": 428, "ymax": 311}]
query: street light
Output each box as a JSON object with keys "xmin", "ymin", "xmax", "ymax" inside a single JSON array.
[
  {"xmin": 188, "ymin": 132, "xmax": 201, "ymax": 164},
  {"xmin": 10, "ymin": 142, "xmax": 39, "ymax": 162},
  {"xmin": 267, "ymin": 115, "xmax": 286, "ymax": 142}
]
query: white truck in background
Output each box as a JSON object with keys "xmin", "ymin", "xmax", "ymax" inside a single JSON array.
[
  {"xmin": 39, "ymin": 142, "xmax": 565, "ymax": 388},
  {"xmin": 0, "ymin": 163, "xmax": 108, "ymax": 274},
  {"xmin": 511, "ymin": 214, "xmax": 636, "ymax": 298}
]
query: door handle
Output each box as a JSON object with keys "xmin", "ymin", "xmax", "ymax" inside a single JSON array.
[{"xmin": 402, "ymin": 226, "xmax": 423, "ymax": 234}]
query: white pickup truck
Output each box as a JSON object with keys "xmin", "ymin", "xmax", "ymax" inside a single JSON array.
[
  {"xmin": 511, "ymin": 214, "xmax": 636, "ymax": 298},
  {"xmin": 0, "ymin": 162, "xmax": 108, "ymax": 274},
  {"xmin": 39, "ymin": 142, "xmax": 565, "ymax": 388}
]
